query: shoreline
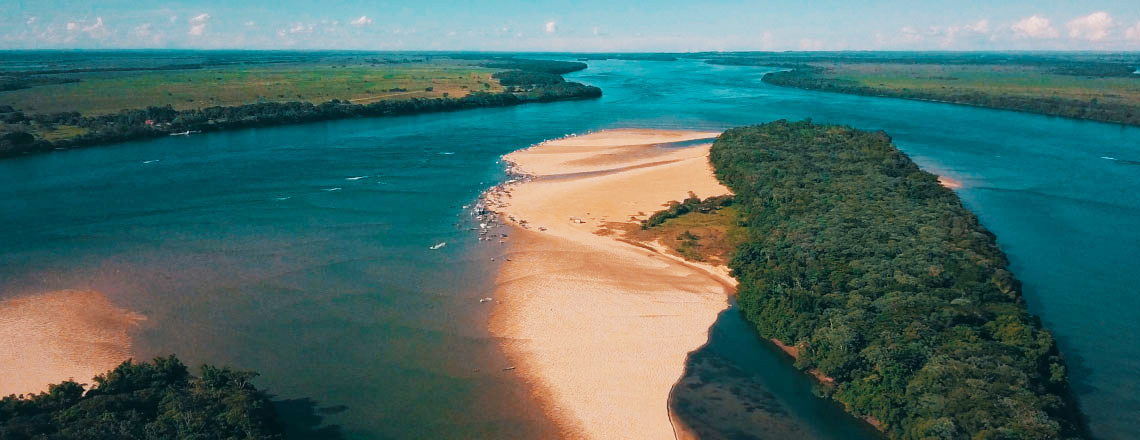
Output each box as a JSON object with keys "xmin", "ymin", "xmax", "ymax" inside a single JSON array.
[
  {"xmin": 2, "ymin": 88, "xmax": 601, "ymax": 160},
  {"xmin": 481, "ymin": 129, "xmax": 736, "ymax": 438}
]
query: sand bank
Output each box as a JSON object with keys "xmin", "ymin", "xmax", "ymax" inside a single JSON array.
[
  {"xmin": 938, "ymin": 175, "xmax": 963, "ymax": 189},
  {"xmin": 485, "ymin": 129, "xmax": 735, "ymax": 439},
  {"xmin": 0, "ymin": 290, "xmax": 144, "ymax": 396}
]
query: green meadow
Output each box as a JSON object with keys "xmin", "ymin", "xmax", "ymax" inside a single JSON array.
[{"xmin": 3, "ymin": 62, "xmax": 501, "ymax": 116}]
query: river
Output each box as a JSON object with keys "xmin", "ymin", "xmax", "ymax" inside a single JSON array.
[{"xmin": 0, "ymin": 58, "xmax": 1136, "ymax": 439}]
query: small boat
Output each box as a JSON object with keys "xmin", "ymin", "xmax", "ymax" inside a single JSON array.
[
  {"xmin": 169, "ymin": 130, "xmax": 201, "ymax": 136},
  {"xmin": 430, "ymin": 242, "xmax": 447, "ymax": 250}
]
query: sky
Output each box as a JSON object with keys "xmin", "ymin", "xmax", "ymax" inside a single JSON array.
[{"xmin": 3, "ymin": 0, "xmax": 1140, "ymax": 52}]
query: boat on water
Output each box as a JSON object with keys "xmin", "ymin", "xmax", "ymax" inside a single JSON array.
[{"xmin": 169, "ymin": 130, "xmax": 201, "ymax": 136}]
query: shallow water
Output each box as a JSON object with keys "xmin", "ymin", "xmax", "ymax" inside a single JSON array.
[{"xmin": 1, "ymin": 57, "xmax": 1137, "ymax": 439}]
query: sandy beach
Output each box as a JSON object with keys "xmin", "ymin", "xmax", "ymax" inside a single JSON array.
[
  {"xmin": 0, "ymin": 290, "xmax": 144, "ymax": 397},
  {"xmin": 484, "ymin": 129, "xmax": 736, "ymax": 439}
]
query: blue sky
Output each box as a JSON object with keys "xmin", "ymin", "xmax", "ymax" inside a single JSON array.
[{"xmin": 4, "ymin": 0, "xmax": 1140, "ymax": 51}]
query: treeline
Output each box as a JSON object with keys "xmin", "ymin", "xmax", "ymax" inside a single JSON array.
[
  {"xmin": 702, "ymin": 52, "xmax": 1140, "ymax": 77},
  {"xmin": 1, "ymin": 356, "xmax": 283, "ymax": 439},
  {"xmin": 711, "ymin": 121, "xmax": 1086, "ymax": 439},
  {"xmin": 763, "ymin": 69, "xmax": 1140, "ymax": 126},
  {"xmin": 0, "ymin": 79, "xmax": 601, "ymax": 158},
  {"xmin": 492, "ymin": 70, "xmax": 565, "ymax": 87},
  {"xmin": 479, "ymin": 59, "xmax": 588, "ymax": 75},
  {"xmin": 0, "ymin": 75, "xmax": 81, "ymax": 92}
]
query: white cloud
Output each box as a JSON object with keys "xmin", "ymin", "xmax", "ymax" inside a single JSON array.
[
  {"xmin": 26, "ymin": 16, "xmax": 37, "ymax": 26},
  {"xmin": 1012, "ymin": 15, "xmax": 1059, "ymax": 39},
  {"xmin": 544, "ymin": 21, "xmax": 557, "ymax": 33},
  {"xmin": 287, "ymin": 22, "xmax": 314, "ymax": 34},
  {"xmin": 188, "ymin": 13, "xmax": 210, "ymax": 36},
  {"xmin": 135, "ymin": 23, "xmax": 152, "ymax": 38},
  {"xmin": 63, "ymin": 17, "xmax": 108, "ymax": 39},
  {"xmin": 899, "ymin": 26, "xmax": 923, "ymax": 43},
  {"xmin": 350, "ymin": 16, "xmax": 372, "ymax": 27},
  {"xmin": 1127, "ymin": 22, "xmax": 1140, "ymax": 40},
  {"xmin": 168, "ymin": 15, "xmax": 178, "ymax": 24},
  {"xmin": 798, "ymin": 38, "xmax": 824, "ymax": 50},
  {"xmin": 966, "ymin": 19, "xmax": 990, "ymax": 34},
  {"xmin": 244, "ymin": 20, "xmax": 256, "ymax": 27},
  {"xmin": 1067, "ymin": 11, "xmax": 1113, "ymax": 42},
  {"xmin": 592, "ymin": 26, "xmax": 600, "ymax": 37}
]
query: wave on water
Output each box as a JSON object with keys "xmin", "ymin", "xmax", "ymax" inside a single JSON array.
[
  {"xmin": 274, "ymin": 196, "xmax": 291, "ymax": 201},
  {"xmin": 142, "ymin": 159, "xmax": 160, "ymax": 164},
  {"xmin": 1101, "ymin": 156, "xmax": 1117, "ymax": 161},
  {"xmin": 323, "ymin": 187, "xmax": 342, "ymax": 192},
  {"xmin": 439, "ymin": 152, "xmax": 456, "ymax": 155},
  {"xmin": 346, "ymin": 176, "xmax": 369, "ymax": 181}
]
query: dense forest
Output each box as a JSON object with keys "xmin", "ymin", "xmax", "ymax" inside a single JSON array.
[
  {"xmin": 0, "ymin": 58, "xmax": 601, "ymax": 158},
  {"xmin": 0, "ymin": 356, "xmax": 284, "ymax": 439},
  {"xmin": 710, "ymin": 121, "xmax": 1086, "ymax": 439}
]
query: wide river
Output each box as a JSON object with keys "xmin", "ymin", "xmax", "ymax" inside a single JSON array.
[{"xmin": 1, "ymin": 59, "xmax": 1137, "ymax": 439}]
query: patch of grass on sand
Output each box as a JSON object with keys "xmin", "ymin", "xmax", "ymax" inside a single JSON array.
[{"xmin": 625, "ymin": 205, "xmax": 745, "ymax": 264}]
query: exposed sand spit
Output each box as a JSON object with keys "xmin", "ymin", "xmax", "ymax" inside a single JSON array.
[
  {"xmin": 485, "ymin": 129, "xmax": 735, "ymax": 439},
  {"xmin": 0, "ymin": 290, "xmax": 144, "ymax": 396}
]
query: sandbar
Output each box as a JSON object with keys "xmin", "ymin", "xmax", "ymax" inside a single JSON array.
[
  {"xmin": 484, "ymin": 129, "xmax": 736, "ymax": 439},
  {"xmin": 0, "ymin": 290, "xmax": 144, "ymax": 396}
]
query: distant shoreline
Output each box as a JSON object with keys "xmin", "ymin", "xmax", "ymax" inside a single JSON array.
[
  {"xmin": 0, "ymin": 88, "xmax": 601, "ymax": 159},
  {"xmin": 757, "ymin": 69, "xmax": 1140, "ymax": 127}
]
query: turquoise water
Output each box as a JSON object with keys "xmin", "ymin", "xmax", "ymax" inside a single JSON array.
[{"xmin": 1, "ymin": 58, "xmax": 1137, "ymax": 439}]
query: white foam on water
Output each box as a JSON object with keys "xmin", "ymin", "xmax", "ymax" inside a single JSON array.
[
  {"xmin": 142, "ymin": 159, "xmax": 160, "ymax": 164},
  {"xmin": 274, "ymin": 196, "xmax": 291, "ymax": 201},
  {"xmin": 439, "ymin": 152, "xmax": 456, "ymax": 155},
  {"xmin": 324, "ymin": 187, "xmax": 342, "ymax": 192},
  {"xmin": 346, "ymin": 176, "xmax": 368, "ymax": 181},
  {"xmin": 1101, "ymin": 156, "xmax": 1117, "ymax": 161}
]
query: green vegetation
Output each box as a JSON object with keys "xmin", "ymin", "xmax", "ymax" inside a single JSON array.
[
  {"xmin": 705, "ymin": 52, "xmax": 1140, "ymax": 126},
  {"xmin": 0, "ymin": 52, "xmax": 601, "ymax": 158},
  {"xmin": 0, "ymin": 356, "xmax": 284, "ymax": 440},
  {"xmin": 641, "ymin": 193, "xmax": 734, "ymax": 229},
  {"xmin": 711, "ymin": 120, "xmax": 1086, "ymax": 439},
  {"xmin": 628, "ymin": 196, "xmax": 744, "ymax": 264}
]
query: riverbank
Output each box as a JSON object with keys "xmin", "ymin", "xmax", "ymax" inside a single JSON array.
[
  {"xmin": 0, "ymin": 290, "xmax": 144, "ymax": 397},
  {"xmin": 482, "ymin": 129, "xmax": 736, "ymax": 438},
  {"xmin": 0, "ymin": 86, "xmax": 601, "ymax": 159}
]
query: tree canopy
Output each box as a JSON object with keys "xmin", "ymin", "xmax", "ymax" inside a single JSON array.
[
  {"xmin": 711, "ymin": 120, "xmax": 1086, "ymax": 439},
  {"xmin": 0, "ymin": 356, "xmax": 284, "ymax": 440}
]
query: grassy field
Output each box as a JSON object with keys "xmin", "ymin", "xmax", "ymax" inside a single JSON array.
[
  {"xmin": 3, "ymin": 62, "xmax": 501, "ymax": 116},
  {"xmin": 624, "ymin": 205, "xmax": 745, "ymax": 264},
  {"xmin": 819, "ymin": 62, "xmax": 1140, "ymax": 109}
]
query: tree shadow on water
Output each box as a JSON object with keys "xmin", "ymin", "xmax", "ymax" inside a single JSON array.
[{"xmin": 273, "ymin": 397, "xmax": 348, "ymax": 440}]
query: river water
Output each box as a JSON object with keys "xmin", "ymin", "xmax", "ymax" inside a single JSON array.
[{"xmin": 1, "ymin": 58, "xmax": 1136, "ymax": 439}]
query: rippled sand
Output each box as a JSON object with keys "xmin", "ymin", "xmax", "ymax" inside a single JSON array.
[
  {"xmin": 0, "ymin": 290, "xmax": 144, "ymax": 396},
  {"xmin": 485, "ymin": 129, "xmax": 736, "ymax": 439}
]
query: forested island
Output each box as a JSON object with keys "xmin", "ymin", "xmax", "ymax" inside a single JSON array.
[
  {"xmin": 0, "ymin": 53, "xmax": 600, "ymax": 158},
  {"xmin": 704, "ymin": 52, "xmax": 1140, "ymax": 126},
  {"xmin": 0, "ymin": 356, "xmax": 285, "ymax": 439},
  {"xmin": 709, "ymin": 121, "xmax": 1087, "ymax": 438}
]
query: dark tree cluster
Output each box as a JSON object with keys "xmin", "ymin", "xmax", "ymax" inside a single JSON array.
[
  {"xmin": 0, "ymin": 356, "xmax": 284, "ymax": 440},
  {"xmin": 480, "ymin": 59, "xmax": 588, "ymax": 75},
  {"xmin": 642, "ymin": 193, "xmax": 734, "ymax": 229},
  {"xmin": 710, "ymin": 121, "xmax": 1087, "ymax": 439}
]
